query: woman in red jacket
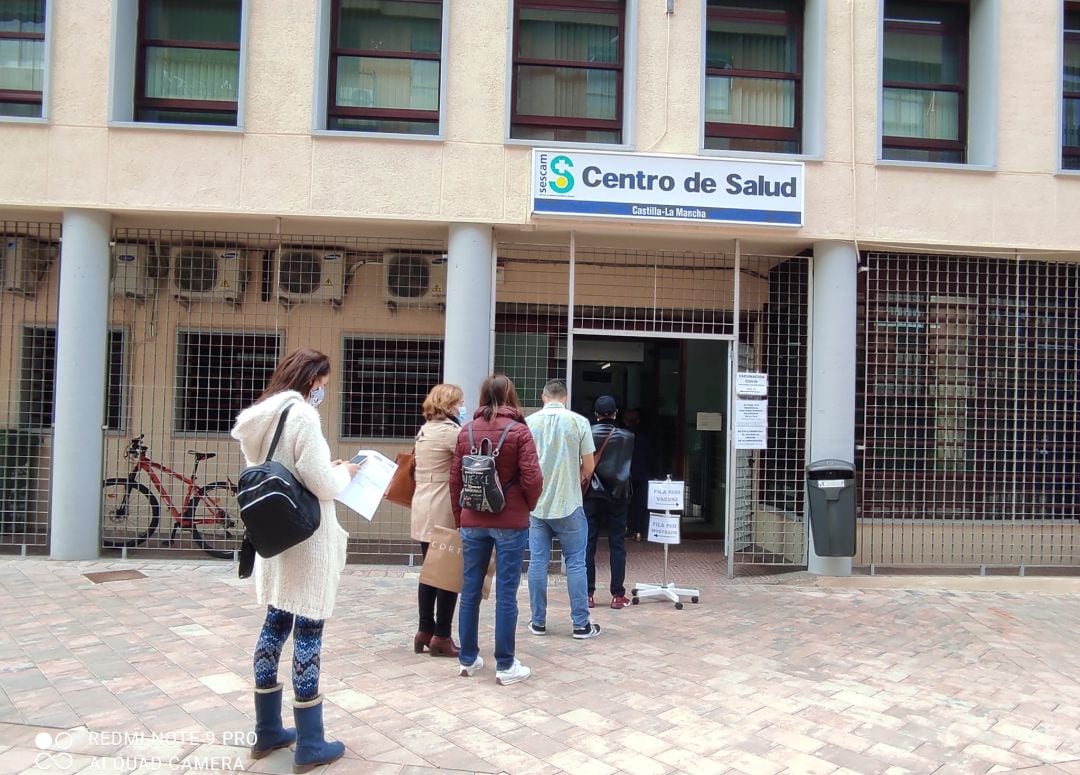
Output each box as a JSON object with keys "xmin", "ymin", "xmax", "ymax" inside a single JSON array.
[{"xmin": 450, "ymin": 374, "xmax": 543, "ymax": 686}]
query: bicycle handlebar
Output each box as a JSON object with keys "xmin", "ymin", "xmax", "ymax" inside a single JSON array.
[{"xmin": 126, "ymin": 435, "xmax": 148, "ymax": 459}]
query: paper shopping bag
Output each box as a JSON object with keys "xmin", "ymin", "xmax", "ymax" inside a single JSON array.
[{"xmin": 420, "ymin": 525, "xmax": 495, "ymax": 599}]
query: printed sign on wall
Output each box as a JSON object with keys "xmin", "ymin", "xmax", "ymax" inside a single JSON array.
[{"xmin": 532, "ymin": 150, "xmax": 804, "ymax": 227}]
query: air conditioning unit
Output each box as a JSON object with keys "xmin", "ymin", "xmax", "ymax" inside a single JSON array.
[
  {"xmin": 2, "ymin": 237, "xmax": 56, "ymax": 297},
  {"xmin": 111, "ymin": 243, "xmax": 158, "ymax": 300},
  {"xmin": 383, "ymin": 251, "xmax": 447, "ymax": 308},
  {"xmin": 275, "ymin": 247, "xmax": 345, "ymax": 306},
  {"xmin": 168, "ymin": 246, "xmax": 247, "ymax": 304}
]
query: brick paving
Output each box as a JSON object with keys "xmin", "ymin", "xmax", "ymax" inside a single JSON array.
[{"xmin": 1, "ymin": 550, "xmax": 1080, "ymax": 774}]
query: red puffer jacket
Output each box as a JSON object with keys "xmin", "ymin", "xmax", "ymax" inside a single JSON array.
[{"xmin": 450, "ymin": 406, "xmax": 543, "ymax": 530}]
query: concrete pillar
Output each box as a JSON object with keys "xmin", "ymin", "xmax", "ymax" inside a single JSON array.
[
  {"xmin": 444, "ymin": 224, "xmax": 495, "ymax": 408},
  {"xmin": 50, "ymin": 209, "xmax": 112, "ymax": 560},
  {"xmin": 808, "ymin": 240, "xmax": 857, "ymax": 576}
]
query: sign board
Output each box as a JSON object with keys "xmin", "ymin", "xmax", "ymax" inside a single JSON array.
[
  {"xmin": 736, "ymin": 372, "xmax": 768, "ymax": 397},
  {"xmin": 648, "ymin": 513, "xmax": 681, "ymax": 544},
  {"xmin": 532, "ymin": 150, "xmax": 804, "ymax": 227},
  {"xmin": 734, "ymin": 399, "xmax": 767, "ymax": 427},
  {"xmin": 648, "ymin": 480, "xmax": 684, "ymax": 511},
  {"xmin": 734, "ymin": 426, "xmax": 768, "ymax": 450},
  {"xmin": 696, "ymin": 412, "xmax": 724, "ymax": 431},
  {"xmin": 816, "ymin": 479, "xmax": 847, "ymax": 489}
]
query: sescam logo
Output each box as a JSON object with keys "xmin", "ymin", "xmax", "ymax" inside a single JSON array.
[{"xmin": 539, "ymin": 153, "xmax": 575, "ymax": 195}]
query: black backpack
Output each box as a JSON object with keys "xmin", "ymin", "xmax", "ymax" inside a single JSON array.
[
  {"xmin": 236, "ymin": 402, "xmax": 321, "ymax": 558},
  {"xmin": 459, "ymin": 421, "xmax": 517, "ymax": 513}
]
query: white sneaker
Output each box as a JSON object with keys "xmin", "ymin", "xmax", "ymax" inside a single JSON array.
[
  {"xmin": 459, "ymin": 656, "xmax": 483, "ymax": 677},
  {"xmin": 495, "ymin": 659, "xmax": 531, "ymax": 686}
]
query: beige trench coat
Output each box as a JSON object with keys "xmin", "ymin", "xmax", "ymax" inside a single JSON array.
[{"xmin": 410, "ymin": 418, "xmax": 459, "ymax": 542}]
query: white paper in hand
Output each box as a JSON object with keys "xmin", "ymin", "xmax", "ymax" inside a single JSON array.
[{"xmin": 335, "ymin": 450, "xmax": 397, "ymax": 520}]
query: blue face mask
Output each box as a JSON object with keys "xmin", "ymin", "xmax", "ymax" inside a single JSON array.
[
  {"xmin": 309, "ymin": 386, "xmax": 325, "ymax": 408},
  {"xmin": 457, "ymin": 404, "xmax": 468, "ymax": 424}
]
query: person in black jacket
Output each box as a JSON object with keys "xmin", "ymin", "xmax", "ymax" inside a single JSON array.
[{"xmin": 583, "ymin": 395, "xmax": 636, "ymax": 609}]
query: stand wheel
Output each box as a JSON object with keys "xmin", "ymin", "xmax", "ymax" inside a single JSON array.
[
  {"xmin": 631, "ymin": 588, "xmax": 638, "ymax": 596},
  {"xmin": 632, "ymin": 597, "xmax": 639, "ymax": 605},
  {"xmin": 675, "ymin": 602, "xmax": 684, "ymax": 610},
  {"xmin": 691, "ymin": 596, "xmax": 699, "ymax": 604}
]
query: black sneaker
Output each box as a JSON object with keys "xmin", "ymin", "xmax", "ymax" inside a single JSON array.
[
  {"xmin": 572, "ymin": 622, "xmax": 601, "ymax": 640},
  {"xmin": 529, "ymin": 622, "xmax": 546, "ymax": 636}
]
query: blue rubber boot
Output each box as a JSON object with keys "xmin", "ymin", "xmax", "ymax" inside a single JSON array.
[
  {"xmin": 251, "ymin": 683, "xmax": 296, "ymax": 759},
  {"xmin": 292, "ymin": 695, "xmax": 345, "ymax": 773}
]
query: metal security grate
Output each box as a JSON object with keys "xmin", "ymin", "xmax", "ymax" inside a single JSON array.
[
  {"xmin": 102, "ymin": 228, "xmax": 446, "ymax": 561},
  {"xmin": 0, "ymin": 221, "xmax": 60, "ymax": 553},
  {"xmin": 731, "ymin": 254, "xmax": 809, "ymax": 568},
  {"xmin": 858, "ymin": 252, "xmax": 1080, "ymax": 569}
]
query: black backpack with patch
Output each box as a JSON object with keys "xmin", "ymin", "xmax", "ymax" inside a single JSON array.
[{"xmin": 458, "ymin": 421, "xmax": 517, "ymax": 513}]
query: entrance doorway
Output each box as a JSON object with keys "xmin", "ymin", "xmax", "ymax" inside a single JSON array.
[{"xmin": 570, "ymin": 336, "xmax": 729, "ymax": 538}]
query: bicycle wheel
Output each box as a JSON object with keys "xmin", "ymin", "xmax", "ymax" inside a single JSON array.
[
  {"xmin": 101, "ymin": 478, "xmax": 160, "ymax": 548},
  {"xmin": 192, "ymin": 482, "xmax": 240, "ymax": 559}
]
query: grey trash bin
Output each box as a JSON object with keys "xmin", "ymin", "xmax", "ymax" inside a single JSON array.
[{"xmin": 806, "ymin": 459, "xmax": 856, "ymax": 557}]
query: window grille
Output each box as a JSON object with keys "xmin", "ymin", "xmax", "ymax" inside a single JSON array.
[
  {"xmin": 102, "ymin": 228, "xmax": 446, "ymax": 560},
  {"xmin": 858, "ymin": 252, "xmax": 1080, "ymax": 569},
  {"xmin": 340, "ymin": 336, "xmax": 443, "ymax": 439},
  {"xmin": 0, "ymin": 220, "xmax": 60, "ymax": 551}
]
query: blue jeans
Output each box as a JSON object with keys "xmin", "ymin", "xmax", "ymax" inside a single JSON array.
[
  {"xmin": 458, "ymin": 526, "xmax": 528, "ymax": 672},
  {"xmin": 527, "ymin": 507, "xmax": 590, "ymax": 629}
]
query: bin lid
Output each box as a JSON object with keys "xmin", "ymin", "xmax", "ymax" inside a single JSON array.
[{"xmin": 806, "ymin": 458, "xmax": 854, "ymax": 475}]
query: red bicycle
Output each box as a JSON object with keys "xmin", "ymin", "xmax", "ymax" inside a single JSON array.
[{"xmin": 101, "ymin": 435, "xmax": 239, "ymax": 559}]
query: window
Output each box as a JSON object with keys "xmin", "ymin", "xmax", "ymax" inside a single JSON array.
[
  {"xmin": 882, "ymin": 1, "xmax": 968, "ymax": 163},
  {"xmin": 511, "ymin": 0, "xmax": 625, "ymax": 144},
  {"xmin": 0, "ymin": 0, "xmax": 45, "ymax": 118},
  {"xmin": 328, "ymin": 0, "xmax": 442, "ymax": 134},
  {"xmin": 1065, "ymin": 3, "xmax": 1080, "ymax": 170},
  {"xmin": 21, "ymin": 327, "xmax": 127, "ymax": 431},
  {"xmin": 175, "ymin": 332, "xmax": 279, "ymax": 434},
  {"xmin": 705, "ymin": 1, "xmax": 802, "ymax": 154},
  {"xmin": 135, "ymin": 0, "xmax": 242, "ymax": 126},
  {"xmin": 341, "ymin": 337, "xmax": 442, "ymax": 439}
]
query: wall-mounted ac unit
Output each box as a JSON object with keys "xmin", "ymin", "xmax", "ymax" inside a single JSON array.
[
  {"xmin": 111, "ymin": 243, "xmax": 159, "ymax": 300},
  {"xmin": 168, "ymin": 246, "xmax": 247, "ymax": 304},
  {"xmin": 2, "ymin": 237, "xmax": 56, "ymax": 297},
  {"xmin": 383, "ymin": 252, "xmax": 447, "ymax": 308},
  {"xmin": 275, "ymin": 247, "xmax": 345, "ymax": 306}
]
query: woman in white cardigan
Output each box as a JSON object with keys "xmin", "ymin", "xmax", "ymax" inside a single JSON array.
[{"xmin": 232, "ymin": 348, "xmax": 358, "ymax": 773}]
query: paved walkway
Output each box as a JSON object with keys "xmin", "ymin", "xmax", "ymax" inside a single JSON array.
[{"xmin": 1, "ymin": 556, "xmax": 1080, "ymax": 775}]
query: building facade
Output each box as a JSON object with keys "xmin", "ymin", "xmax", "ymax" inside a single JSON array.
[{"xmin": 0, "ymin": 0, "xmax": 1077, "ymax": 573}]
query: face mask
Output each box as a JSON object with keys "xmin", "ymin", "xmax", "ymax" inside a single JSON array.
[
  {"xmin": 457, "ymin": 405, "xmax": 468, "ymax": 424},
  {"xmin": 308, "ymin": 386, "xmax": 325, "ymax": 408}
]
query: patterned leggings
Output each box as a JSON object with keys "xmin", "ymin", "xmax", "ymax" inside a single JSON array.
[{"xmin": 253, "ymin": 605, "xmax": 324, "ymax": 702}]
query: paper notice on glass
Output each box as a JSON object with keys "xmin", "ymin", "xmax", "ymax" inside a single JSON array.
[
  {"xmin": 334, "ymin": 450, "xmax": 397, "ymax": 521},
  {"xmin": 736, "ymin": 372, "xmax": 768, "ymax": 397},
  {"xmin": 734, "ymin": 426, "xmax": 768, "ymax": 450},
  {"xmin": 735, "ymin": 399, "xmax": 768, "ymax": 427}
]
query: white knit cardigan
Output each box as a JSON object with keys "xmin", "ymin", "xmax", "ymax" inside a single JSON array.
[{"xmin": 232, "ymin": 390, "xmax": 352, "ymax": 620}]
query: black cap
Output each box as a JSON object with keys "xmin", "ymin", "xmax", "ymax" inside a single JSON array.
[{"xmin": 594, "ymin": 395, "xmax": 618, "ymax": 416}]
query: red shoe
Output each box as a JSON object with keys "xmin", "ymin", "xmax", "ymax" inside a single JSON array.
[
  {"xmin": 587, "ymin": 594, "xmax": 595, "ymax": 609},
  {"xmin": 610, "ymin": 595, "xmax": 630, "ymax": 609}
]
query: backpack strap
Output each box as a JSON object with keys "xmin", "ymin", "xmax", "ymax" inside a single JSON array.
[
  {"xmin": 491, "ymin": 420, "xmax": 516, "ymax": 456},
  {"xmin": 265, "ymin": 401, "xmax": 298, "ymax": 462}
]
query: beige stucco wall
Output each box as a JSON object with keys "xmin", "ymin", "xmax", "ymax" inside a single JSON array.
[{"xmin": 0, "ymin": 0, "xmax": 1077, "ymax": 254}]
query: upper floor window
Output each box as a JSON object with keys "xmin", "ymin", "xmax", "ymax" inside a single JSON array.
[
  {"xmin": 135, "ymin": 0, "xmax": 241, "ymax": 126},
  {"xmin": 510, "ymin": 0, "xmax": 624, "ymax": 144},
  {"xmin": 1065, "ymin": 3, "xmax": 1080, "ymax": 170},
  {"xmin": 882, "ymin": 1, "xmax": 968, "ymax": 163},
  {"xmin": 0, "ymin": 0, "xmax": 45, "ymax": 118},
  {"xmin": 705, "ymin": 0, "xmax": 802, "ymax": 154},
  {"xmin": 328, "ymin": 0, "xmax": 442, "ymax": 134}
]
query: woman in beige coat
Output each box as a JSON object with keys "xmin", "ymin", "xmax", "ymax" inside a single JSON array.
[{"xmin": 411, "ymin": 383, "xmax": 465, "ymax": 657}]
